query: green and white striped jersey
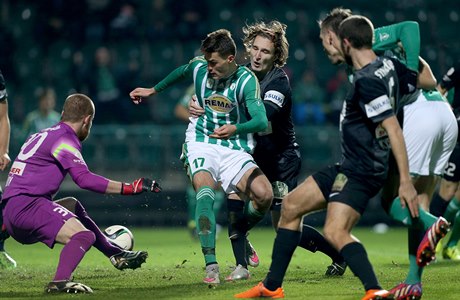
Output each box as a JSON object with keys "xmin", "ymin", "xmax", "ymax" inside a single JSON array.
[{"xmin": 154, "ymin": 56, "xmax": 266, "ymax": 153}]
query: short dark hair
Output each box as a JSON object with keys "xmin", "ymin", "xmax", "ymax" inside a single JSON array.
[
  {"xmin": 61, "ymin": 94, "xmax": 95, "ymax": 122},
  {"xmin": 318, "ymin": 7, "xmax": 352, "ymax": 34},
  {"xmin": 200, "ymin": 29, "xmax": 236, "ymax": 58},
  {"xmin": 338, "ymin": 15, "xmax": 374, "ymax": 49}
]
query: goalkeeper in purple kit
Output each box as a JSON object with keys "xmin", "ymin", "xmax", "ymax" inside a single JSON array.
[{"xmin": 0, "ymin": 93, "xmax": 161, "ymax": 294}]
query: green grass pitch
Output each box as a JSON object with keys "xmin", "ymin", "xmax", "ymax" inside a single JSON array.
[{"xmin": 0, "ymin": 227, "xmax": 458, "ymax": 299}]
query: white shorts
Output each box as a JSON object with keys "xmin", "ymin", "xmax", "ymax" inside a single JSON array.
[
  {"xmin": 181, "ymin": 141, "xmax": 257, "ymax": 194},
  {"xmin": 403, "ymin": 95, "xmax": 458, "ymax": 176}
]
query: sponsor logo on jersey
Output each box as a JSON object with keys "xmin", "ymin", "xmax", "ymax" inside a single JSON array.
[
  {"xmin": 379, "ymin": 32, "xmax": 390, "ymax": 42},
  {"xmin": 264, "ymin": 90, "xmax": 285, "ymax": 107},
  {"xmin": 375, "ymin": 124, "xmax": 390, "ymax": 149},
  {"xmin": 9, "ymin": 161, "xmax": 26, "ymax": 176},
  {"xmin": 204, "ymin": 94, "xmax": 235, "ymax": 113},
  {"xmin": 206, "ymin": 78, "xmax": 215, "ymax": 89},
  {"xmin": 365, "ymin": 95, "xmax": 391, "ymax": 118},
  {"xmin": 230, "ymin": 83, "xmax": 236, "ymax": 90},
  {"xmin": 73, "ymin": 158, "xmax": 85, "ymax": 164}
]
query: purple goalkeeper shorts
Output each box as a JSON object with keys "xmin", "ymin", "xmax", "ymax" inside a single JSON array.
[{"xmin": 3, "ymin": 195, "xmax": 76, "ymax": 248}]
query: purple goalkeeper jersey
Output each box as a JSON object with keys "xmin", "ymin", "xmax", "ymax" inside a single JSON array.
[{"xmin": 1, "ymin": 122, "xmax": 109, "ymax": 201}]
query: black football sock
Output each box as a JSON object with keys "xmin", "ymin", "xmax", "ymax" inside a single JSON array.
[
  {"xmin": 298, "ymin": 224, "xmax": 344, "ymax": 263},
  {"xmin": 430, "ymin": 192, "xmax": 450, "ymax": 217},
  {"xmin": 263, "ymin": 228, "xmax": 300, "ymax": 291},
  {"xmin": 340, "ymin": 242, "xmax": 381, "ymax": 291},
  {"xmin": 227, "ymin": 199, "xmax": 247, "ymax": 267}
]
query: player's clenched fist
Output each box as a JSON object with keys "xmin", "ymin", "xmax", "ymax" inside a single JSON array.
[{"xmin": 121, "ymin": 178, "xmax": 162, "ymax": 195}]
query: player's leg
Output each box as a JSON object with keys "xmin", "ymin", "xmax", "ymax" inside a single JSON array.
[
  {"xmin": 431, "ymin": 143, "xmax": 460, "ymax": 216},
  {"xmin": 182, "ymin": 142, "xmax": 221, "ymax": 283},
  {"xmin": 387, "ymin": 176, "xmax": 434, "ymax": 298},
  {"xmin": 325, "ymin": 173, "xmax": 393, "ymax": 299},
  {"xmin": 235, "ymin": 175, "xmax": 327, "ymax": 298},
  {"xmin": 443, "ymin": 210, "xmax": 460, "ymax": 260},
  {"xmin": 4, "ymin": 195, "xmax": 95, "ymax": 293},
  {"xmin": 441, "ymin": 183, "xmax": 460, "ymax": 259},
  {"xmin": 55, "ymin": 197, "xmax": 147, "ymax": 270},
  {"xmin": 431, "ymin": 179, "xmax": 458, "ymax": 216},
  {"xmin": 411, "ymin": 101, "xmax": 455, "ymax": 266},
  {"xmin": 0, "ymin": 197, "xmax": 16, "ymax": 269},
  {"xmin": 237, "ymin": 167, "xmax": 273, "ymax": 230},
  {"xmin": 225, "ymin": 166, "xmax": 272, "ymax": 281},
  {"xmin": 56, "ymin": 197, "xmax": 121, "ymax": 257},
  {"xmin": 431, "ymin": 146, "xmax": 460, "ymax": 259},
  {"xmin": 226, "ymin": 193, "xmax": 251, "ymax": 280},
  {"xmin": 274, "ymin": 190, "xmax": 346, "ymax": 276},
  {"xmin": 387, "ymin": 105, "xmax": 449, "ymax": 230},
  {"xmin": 53, "ymin": 217, "xmax": 96, "ymax": 280},
  {"xmin": 193, "ymin": 171, "xmax": 219, "ymax": 283},
  {"xmin": 327, "ymin": 204, "xmax": 392, "ymax": 300},
  {"xmin": 185, "ymin": 184, "xmax": 198, "ymax": 238},
  {"xmin": 265, "ymin": 176, "xmax": 327, "ymax": 286},
  {"xmin": 45, "ymin": 217, "xmax": 95, "ymax": 293},
  {"xmin": 213, "ymin": 187, "xmax": 225, "ymax": 238}
]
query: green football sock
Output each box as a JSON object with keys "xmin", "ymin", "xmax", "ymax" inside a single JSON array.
[
  {"xmin": 244, "ymin": 200, "xmax": 265, "ymax": 231},
  {"xmin": 405, "ymin": 254, "xmax": 423, "ymax": 284},
  {"xmin": 389, "ymin": 197, "xmax": 437, "ymax": 229},
  {"xmin": 446, "ymin": 211, "xmax": 460, "ymax": 248},
  {"xmin": 443, "ymin": 197, "xmax": 460, "ymax": 223},
  {"xmin": 195, "ymin": 186, "xmax": 217, "ymax": 265},
  {"xmin": 186, "ymin": 184, "xmax": 197, "ymax": 229}
]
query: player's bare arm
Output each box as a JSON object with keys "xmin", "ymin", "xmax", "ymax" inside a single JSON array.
[
  {"xmin": 417, "ymin": 57, "xmax": 437, "ymax": 90},
  {"xmin": 0, "ymin": 100, "xmax": 11, "ymax": 171},
  {"xmin": 381, "ymin": 115, "xmax": 419, "ymax": 218},
  {"xmin": 129, "ymin": 87, "xmax": 157, "ymax": 104},
  {"xmin": 189, "ymin": 95, "xmax": 204, "ymax": 118}
]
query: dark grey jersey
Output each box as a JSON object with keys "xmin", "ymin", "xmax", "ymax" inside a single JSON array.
[
  {"xmin": 341, "ymin": 57, "xmax": 398, "ymax": 180},
  {"xmin": 254, "ymin": 67, "xmax": 298, "ymax": 156}
]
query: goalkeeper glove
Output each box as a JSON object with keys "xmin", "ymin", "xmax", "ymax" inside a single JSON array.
[{"xmin": 121, "ymin": 178, "xmax": 162, "ymax": 195}]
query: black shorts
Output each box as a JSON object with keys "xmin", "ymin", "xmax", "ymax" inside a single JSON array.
[
  {"xmin": 312, "ymin": 165, "xmax": 383, "ymax": 215},
  {"xmin": 254, "ymin": 148, "xmax": 301, "ymax": 211},
  {"xmin": 443, "ymin": 142, "xmax": 460, "ymax": 182}
]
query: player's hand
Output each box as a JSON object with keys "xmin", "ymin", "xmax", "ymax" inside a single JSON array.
[
  {"xmin": 121, "ymin": 178, "xmax": 162, "ymax": 195},
  {"xmin": 129, "ymin": 87, "xmax": 156, "ymax": 104},
  {"xmin": 210, "ymin": 124, "xmax": 237, "ymax": 139},
  {"xmin": 398, "ymin": 180, "xmax": 419, "ymax": 218},
  {"xmin": 0, "ymin": 153, "xmax": 11, "ymax": 171},
  {"xmin": 189, "ymin": 95, "xmax": 204, "ymax": 118}
]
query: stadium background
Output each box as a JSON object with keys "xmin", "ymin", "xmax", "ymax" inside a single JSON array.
[{"xmin": 0, "ymin": 0, "xmax": 459, "ymax": 227}]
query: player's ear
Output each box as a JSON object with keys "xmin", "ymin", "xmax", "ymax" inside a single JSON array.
[
  {"xmin": 227, "ymin": 55, "xmax": 235, "ymax": 63},
  {"xmin": 83, "ymin": 115, "xmax": 92, "ymax": 126},
  {"xmin": 327, "ymin": 30, "xmax": 335, "ymax": 45}
]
